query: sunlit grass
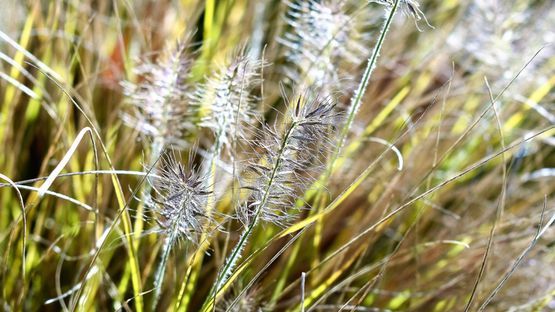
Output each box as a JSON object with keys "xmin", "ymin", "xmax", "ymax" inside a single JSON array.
[{"xmin": 0, "ymin": 0, "xmax": 554, "ymax": 311}]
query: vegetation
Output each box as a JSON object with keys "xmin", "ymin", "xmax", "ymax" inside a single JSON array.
[{"xmin": 0, "ymin": 0, "xmax": 554, "ymax": 311}]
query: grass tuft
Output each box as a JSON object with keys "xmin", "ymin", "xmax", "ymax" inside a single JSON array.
[{"xmin": 0, "ymin": 0, "xmax": 554, "ymax": 311}]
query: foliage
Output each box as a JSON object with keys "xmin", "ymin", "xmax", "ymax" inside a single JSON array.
[{"xmin": 0, "ymin": 0, "xmax": 554, "ymax": 311}]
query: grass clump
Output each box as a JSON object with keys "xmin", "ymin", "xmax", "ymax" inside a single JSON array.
[{"xmin": 0, "ymin": 0, "xmax": 554, "ymax": 311}]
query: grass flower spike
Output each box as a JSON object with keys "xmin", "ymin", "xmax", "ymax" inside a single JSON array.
[
  {"xmin": 447, "ymin": 2, "xmax": 553, "ymax": 86},
  {"xmin": 279, "ymin": 0, "xmax": 370, "ymax": 97},
  {"xmin": 372, "ymin": 0, "xmax": 432, "ymax": 30},
  {"xmin": 242, "ymin": 95, "xmax": 339, "ymax": 226},
  {"xmin": 122, "ymin": 40, "xmax": 193, "ymax": 148},
  {"xmin": 191, "ymin": 51, "xmax": 263, "ymax": 154},
  {"xmin": 149, "ymin": 152, "xmax": 213, "ymax": 243},
  {"xmin": 211, "ymin": 93, "xmax": 340, "ymax": 301},
  {"xmin": 121, "ymin": 39, "xmax": 195, "ymax": 267},
  {"xmin": 148, "ymin": 151, "xmax": 215, "ymax": 309}
]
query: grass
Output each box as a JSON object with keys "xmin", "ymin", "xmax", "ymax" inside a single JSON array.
[{"xmin": 0, "ymin": 0, "xmax": 554, "ymax": 311}]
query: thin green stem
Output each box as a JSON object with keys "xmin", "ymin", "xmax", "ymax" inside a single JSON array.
[
  {"xmin": 152, "ymin": 226, "xmax": 178, "ymax": 310},
  {"xmin": 332, "ymin": 0, "xmax": 401, "ymax": 178},
  {"xmin": 311, "ymin": 0, "xmax": 400, "ymax": 260}
]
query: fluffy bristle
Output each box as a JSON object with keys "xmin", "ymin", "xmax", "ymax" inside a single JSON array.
[
  {"xmin": 148, "ymin": 152, "xmax": 215, "ymax": 243},
  {"xmin": 191, "ymin": 52, "xmax": 264, "ymax": 152},
  {"xmin": 278, "ymin": 0, "xmax": 370, "ymax": 96},
  {"xmin": 447, "ymin": 2, "xmax": 554, "ymax": 86},
  {"xmin": 240, "ymin": 94, "xmax": 340, "ymax": 226},
  {"xmin": 121, "ymin": 41, "xmax": 193, "ymax": 147}
]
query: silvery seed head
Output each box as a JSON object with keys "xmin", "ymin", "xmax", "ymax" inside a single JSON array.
[
  {"xmin": 239, "ymin": 93, "xmax": 340, "ymax": 227},
  {"xmin": 190, "ymin": 51, "xmax": 264, "ymax": 152},
  {"xmin": 447, "ymin": 2, "xmax": 554, "ymax": 88},
  {"xmin": 121, "ymin": 40, "xmax": 193, "ymax": 147},
  {"xmin": 148, "ymin": 152, "xmax": 216, "ymax": 243},
  {"xmin": 278, "ymin": 0, "xmax": 371, "ymax": 98}
]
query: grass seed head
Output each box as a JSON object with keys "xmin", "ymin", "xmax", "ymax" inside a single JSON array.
[
  {"xmin": 447, "ymin": 2, "xmax": 554, "ymax": 86},
  {"xmin": 148, "ymin": 152, "xmax": 216, "ymax": 243},
  {"xmin": 121, "ymin": 40, "xmax": 193, "ymax": 147},
  {"xmin": 241, "ymin": 93, "xmax": 340, "ymax": 227},
  {"xmin": 279, "ymin": 0, "xmax": 371, "ymax": 97},
  {"xmin": 371, "ymin": 0, "xmax": 433, "ymax": 30},
  {"xmin": 191, "ymin": 51, "xmax": 264, "ymax": 152}
]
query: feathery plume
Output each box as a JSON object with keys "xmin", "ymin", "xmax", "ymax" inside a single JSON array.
[
  {"xmin": 190, "ymin": 51, "xmax": 263, "ymax": 153},
  {"xmin": 147, "ymin": 151, "xmax": 218, "ymax": 309},
  {"xmin": 121, "ymin": 40, "xmax": 193, "ymax": 148},
  {"xmin": 240, "ymin": 94, "xmax": 340, "ymax": 226},
  {"xmin": 211, "ymin": 92, "xmax": 341, "ymax": 299},
  {"xmin": 148, "ymin": 152, "xmax": 214, "ymax": 243},
  {"xmin": 121, "ymin": 38, "xmax": 196, "ymax": 310},
  {"xmin": 447, "ymin": 2, "xmax": 554, "ymax": 86},
  {"xmin": 278, "ymin": 0, "xmax": 371, "ymax": 97},
  {"xmin": 371, "ymin": 0, "xmax": 433, "ymax": 31}
]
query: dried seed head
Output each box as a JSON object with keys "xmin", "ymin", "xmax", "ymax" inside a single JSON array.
[
  {"xmin": 447, "ymin": 2, "xmax": 554, "ymax": 87},
  {"xmin": 121, "ymin": 40, "xmax": 193, "ymax": 147},
  {"xmin": 148, "ymin": 152, "xmax": 216, "ymax": 243},
  {"xmin": 239, "ymin": 93, "xmax": 340, "ymax": 227},
  {"xmin": 278, "ymin": 0, "xmax": 371, "ymax": 97},
  {"xmin": 190, "ymin": 51, "xmax": 264, "ymax": 152}
]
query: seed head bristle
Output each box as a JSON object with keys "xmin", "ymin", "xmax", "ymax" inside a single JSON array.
[
  {"xmin": 278, "ymin": 0, "xmax": 371, "ymax": 97},
  {"xmin": 121, "ymin": 40, "xmax": 193, "ymax": 147},
  {"xmin": 190, "ymin": 51, "xmax": 264, "ymax": 152},
  {"xmin": 240, "ymin": 93, "xmax": 340, "ymax": 227},
  {"xmin": 447, "ymin": 2, "xmax": 553, "ymax": 86},
  {"xmin": 148, "ymin": 151, "xmax": 217, "ymax": 243},
  {"xmin": 216, "ymin": 282, "xmax": 262, "ymax": 312},
  {"xmin": 371, "ymin": 0, "xmax": 433, "ymax": 31}
]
